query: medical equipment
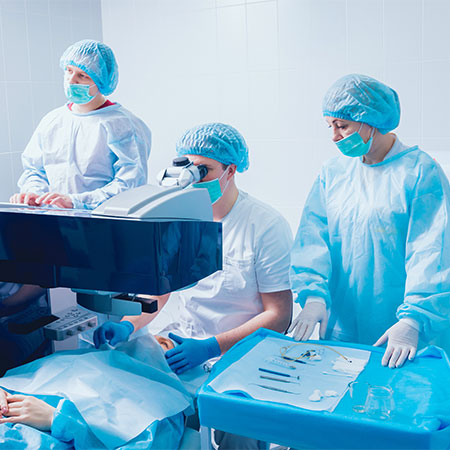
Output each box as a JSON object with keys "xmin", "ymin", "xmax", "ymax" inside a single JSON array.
[
  {"xmin": 281, "ymin": 356, "xmax": 308, "ymax": 365},
  {"xmin": 200, "ymin": 330, "xmax": 450, "ymax": 449},
  {"xmin": 258, "ymin": 368, "xmax": 300, "ymax": 380},
  {"xmin": 265, "ymin": 356, "xmax": 296, "ymax": 370},
  {"xmin": 364, "ymin": 386, "xmax": 394, "ymax": 420},
  {"xmin": 348, "ymin": 381, "xmax": 370, "ymax": 413},
  {"xmin": 64, "ymin": 81, "xmax": 95, "ymax": 104},
  {"xmin": 308, "ymin": 389, "xmax": 322, "ymax": 402},
  {"xmin": 250, "ymin": 383, "xmax": 300, "ymax": 395},
  {"xmin": 334, "ymin": 123, "xmax": 375, "ymax": 157},
  {"xmin": 280, "ymin": 342, "xmax": 351, "ymax": 363},
  {"xmin": 210, "ymin": 333, "xmax": 370, "ymax": 412},
  {"xmin": 322, "ymin": 371, "xmax": 353, "ymax": 378},
  {"xmin": 259, "ymin": 375, "xmax": 301, "ymax": 385},
  {"xmin": 0, "ymin": 157, "xmax": 222, "ymax": 340}
]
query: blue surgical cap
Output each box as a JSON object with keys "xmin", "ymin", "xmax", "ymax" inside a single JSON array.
[
  {"xmin": 322, "ymin": 74, "xmax": 400, "ymax": 134},
  {"xmin": 176, "ymin": 123, "xmax": 249, "ymax": 172},
  {"xmin": 60, "ymin": 40, "xmax": 118, "ymax": 96}
]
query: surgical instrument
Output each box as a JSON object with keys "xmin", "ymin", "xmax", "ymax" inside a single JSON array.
[
  {"xmin": 250, "ymin": 383, "xmax": 301, "ymax": 395},
  {"xmin": 322, "ymin": 371, "xmax": 353, "ymax": 377},
  {"xmin": 280, "ymin": 356, "xmax": 308, "ymax": 365},
  {"xmin": 265, "ymin": 356, "xmax": 296, "ymax": 370},
  {"xmin": 259, "ymin": 375, "xmax": 301, "ymax": 385},
  {"xmin": 280, "ymin": 342, "xmax": 352, "ymax": 363},
  {"xmin": 259, "ymin": 368, "xmax": 301, "ymax": 380}
]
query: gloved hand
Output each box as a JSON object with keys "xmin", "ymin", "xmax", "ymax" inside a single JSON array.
[
  {"xmin": 165, "ymin": 333, "xmax": 221, "ymax": 374},
  {"xmin": 374, "ymin": 321, "xmax": 419, "ymax": 368},
  {"xmin": 288, "ymin": 302, "xmax": 328, "ymax": 341},
  {"xmin": 93, "ymin": 321, "xmax": 134, "ymax": 349}
]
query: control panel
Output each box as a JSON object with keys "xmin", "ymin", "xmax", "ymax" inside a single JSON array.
[{"xmin": 44, "ymin": 307, "xmax": 98, "ymax": 341}]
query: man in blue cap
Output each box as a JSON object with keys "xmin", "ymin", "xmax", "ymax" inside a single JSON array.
[
  {"xmin": 94, "ymin": 122, "xmax": 293, "ymax": 449},
  {"xmin": 11, "ymin": 39, "xmax": 152, "ymax": 210}
]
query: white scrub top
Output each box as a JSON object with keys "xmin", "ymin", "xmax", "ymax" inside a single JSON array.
[
  {"xmin": 158, "ymin": 191, "xmax": 293, "ymax": 339},
  {"xmin": 18, "ymin": 103, "xmax": 152, "ymax": 210}
]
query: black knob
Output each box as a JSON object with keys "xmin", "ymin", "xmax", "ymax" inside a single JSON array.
[{"xmin": 172, "ymin": 156, "xmax": 190, "ymax": 167}]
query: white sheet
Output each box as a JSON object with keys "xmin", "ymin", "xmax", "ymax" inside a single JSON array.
[{"xmin": 209, "ymin": 337, "xmax": 370, "ymax": 411}]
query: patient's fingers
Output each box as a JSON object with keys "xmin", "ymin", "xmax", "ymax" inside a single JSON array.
[
  {"xmin": 6, "ymin": 395, "xmax": 26, "ymax": 403},
  {"xmin": 0, "ymin": 389, "xmax": 8, "ymax": 415},
  {"xmin": 3, "ymin": 404, "xmax": 22, "ymax": 415},
  {"xmin": 0, "ymin": 416, "xmax": 23, "ymax": 424}
]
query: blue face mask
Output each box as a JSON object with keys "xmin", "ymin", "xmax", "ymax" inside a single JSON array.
[
  {"xmin": 335, "ymin": 123, "xmax": 375, "ymax": 157},
  {"xmin": 64, "ymin": 81, "xmax": 95, "ymax": 105},
  {"xmin": 192, "ymin": 167, "xmax": 229, "ymax": 205}
]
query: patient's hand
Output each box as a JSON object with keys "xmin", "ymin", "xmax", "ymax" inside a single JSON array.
[
  {"xmin": 0, "ymin": 388, "xmax": 8, "ymax": 415},
  {"xmin": 0, "ymin": 394, "xmax": 55, "ymax": 431}
]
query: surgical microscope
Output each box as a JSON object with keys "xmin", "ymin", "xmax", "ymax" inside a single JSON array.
[{"xmin": 0, "ymin": 157, "xmax": 222, "ymax": 343}]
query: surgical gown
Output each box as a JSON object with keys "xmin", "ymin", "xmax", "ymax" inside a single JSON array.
[
  {"xmin": 290, "ymin": 138, "xmax": 450, "ymax": 351},
  {"xmin": 18, "ymin": 103, "xmax": 151, "ymax": 210}
]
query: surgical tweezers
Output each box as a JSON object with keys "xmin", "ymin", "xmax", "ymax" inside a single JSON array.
[{"xmin": 250, "ymin": 383, "xmax": 300, "ymax": 395}]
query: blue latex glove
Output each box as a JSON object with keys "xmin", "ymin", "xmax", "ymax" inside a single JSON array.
[
  {"xmin": 93, "ymin": 321, "xmax": 134, "ymax": 349},
  {"xmin": 165, "ymin": 333, "xmax": 221, "ymax": 374}
]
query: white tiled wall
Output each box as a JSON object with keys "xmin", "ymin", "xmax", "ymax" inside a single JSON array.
[
  {"xmin": 2, "ymin": 1, "xmax": 449, "ymax": 233},
  {"xmin": 99, "ymin": 0, "xmax": 450, "ymax": 233},
  {"xmin": 0, "ymin": 0, "xmax": 103, "ymax": 202}
]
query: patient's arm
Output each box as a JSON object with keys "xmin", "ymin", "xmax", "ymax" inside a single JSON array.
[
  {"xmin": 122, "ymin": 293, "xmax": 171, "ymax": 332},
  {"xmin": 0, "ymin": 394, "xmax": 54, "ymax": 431}
]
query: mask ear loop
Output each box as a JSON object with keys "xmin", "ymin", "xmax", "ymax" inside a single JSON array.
[
  {"xmin": 219, "ymin": 165, "xmax": 231, "ymax": 196},
  {"xmin": 358, "ymin": 123, "xmax": 375, "ymax": 143}
]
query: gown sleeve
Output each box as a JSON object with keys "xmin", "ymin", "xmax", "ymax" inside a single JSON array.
[
  {"xmin": 17, "ymin": 123, "xmax": 50, "ymax": 195},
  {"xmin": 289, "ymin": 172, "xmax": 332, "ymax": 307},
  {"xmin": 397, "ymin": 160, "xmax": 450, "ymax": 340}
]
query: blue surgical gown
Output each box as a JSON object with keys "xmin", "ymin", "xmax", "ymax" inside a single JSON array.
[
  {"xmin": 18, "ymin": 103, "xmax": 152, "ymax": 210},
  {"xmin": 290, "ymin": 138, "xmax": 450, "ymax": 351}
]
